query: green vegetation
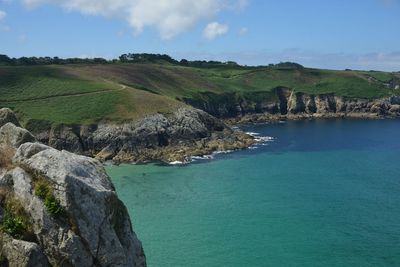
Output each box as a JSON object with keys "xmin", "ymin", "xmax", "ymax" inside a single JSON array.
[
  {"xmin": 0, "ymin": 56, "xmax": 399, "ymax": 128},
  {"xmin": 2, "ymin": 210, "xmax": 26, "ymax": 238},
  {"xmin": 0, "ymin": 196, "xmax": 33, "ymax": 240},
  {"xmin": 34, "ymin": 176, "xmax": 65, "ymax": 218},
  {"xmin": 0, "ymin": 66, "xmax": 117, "ymax": 101}
]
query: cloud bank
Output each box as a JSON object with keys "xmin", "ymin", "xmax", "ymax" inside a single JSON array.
[{"xmin": 21, "ymin": 0, "xmax": 242, "ymax": 40}]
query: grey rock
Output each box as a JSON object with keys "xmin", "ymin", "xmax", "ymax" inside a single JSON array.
[
  {"xmin": 0, "ymin": 234, "xmax": 50, "ymax": 267},
  {"xmin": 390, "ymin": 95, "xmax": 400, "ymax": 105},
  {"xmin": 0, "ymin": 108, "xmax": 20, "ymax": 128},
  {"xmin": 0, "ymin": 123, "xmax": 36, "ymax": 148},
  {"xmin": 183, "ymin": 89, "xmax": 400, "ymax": 119},
  {"xmin": 37, "ymin": 107, "xmax": 228, "ymax": 161},
  {"xmin": 13, "ymin": 142, "xmax": 146, "ymax": 266},
  {"xmin": 48, "ymin": 125, "xmax": 84, "ymax": 153},
  {"xmin": 8, "ymin": 166, "xmax": 96, "ymax": 267},
  {"xmin": 389, "ymin": 104, "xmax": 400, "ymax": 113}
]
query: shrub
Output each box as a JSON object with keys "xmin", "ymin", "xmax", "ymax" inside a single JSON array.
[
  {"xmin": 33, "ymin": 176, "xmax": 65, "ymax": 218},
  {"xmin": 0, "ymin": 195, "xmax": 33, "ymax": 240},
  {"xmin": 44, "ymin": 194, "xmax": 64, "ymax": 217},
  {"xmin": 34, "ymin": 178, "xmax": 51, "ymax": 200},
  {"xmin": 2, "ymin": 210, "xmax": 26, "ymax": 237}
]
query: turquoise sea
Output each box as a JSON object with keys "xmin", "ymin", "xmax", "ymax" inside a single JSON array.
[{"xmin": 106, "ymin": 119, "xmax": 400, "ymax": 267}]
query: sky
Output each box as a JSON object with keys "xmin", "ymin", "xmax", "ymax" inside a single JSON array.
[{"xmin": 0, "ymin": 0, "xmax": 399, "ymax": 71}]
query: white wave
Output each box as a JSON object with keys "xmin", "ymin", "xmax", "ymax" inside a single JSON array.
[
  {"xmin": 255, "ymin": 136, "xmax": 275, "ymax": 142},
  {"xmin": 246, "ymin": 131, "xmax": 260, "ymax": 136},
  {"xmin": 191, "ymin": 155, "xmax": 214, "ymax": 161},
  {"xmin": 169, "ymin": 160, "xmax": 185, "ymax": 165},
  {"xmin": 212, "ymin": 150, "xmax": 233, "ymax": 155}
]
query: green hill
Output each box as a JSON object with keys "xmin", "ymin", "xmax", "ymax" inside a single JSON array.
[{"xmin": 0, "ymin": 59, "xmax": 399, "ymax": 128}]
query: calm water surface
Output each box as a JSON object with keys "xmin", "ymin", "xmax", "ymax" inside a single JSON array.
[{"xmin": 106, "ymin": 119, "xmax": 400, "ymax": 267}]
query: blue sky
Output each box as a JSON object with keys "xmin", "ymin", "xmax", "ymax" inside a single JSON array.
[{"xmin": 0, "ymin": 0, "xmax": 399, "ymax": 70}]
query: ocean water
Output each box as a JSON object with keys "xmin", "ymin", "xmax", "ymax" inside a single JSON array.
[{"xmin": 106, "ymin": 119, "xmax": 400, "ymax": 267}]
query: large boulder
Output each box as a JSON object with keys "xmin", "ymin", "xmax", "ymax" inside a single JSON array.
[
  {"xmin": 0, "ymin": 108, "xmax": 20, "ymax": 128},
  {"xmin": 9, "ymin": 142, "xmax": 146, "ymax": 266},
  {"xmin": 0, "ymin": 123, "xmax": 36, "ymax": 148},
  {"xmin": 0, "ymin": 234, "xmax": 50, "ymax": 267}
]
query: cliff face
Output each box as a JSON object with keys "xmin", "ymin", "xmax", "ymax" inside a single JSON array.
[
  {"xmin": 0, "ymin": 108, "xmax": 146, "ymax": 267},
  {"xmin": 183, "ymin": 88, "xmax": 400, "ymax": 119},
  {"xmin": 33, "ymin": 107, "xmax": 255, "ymax": 163}
]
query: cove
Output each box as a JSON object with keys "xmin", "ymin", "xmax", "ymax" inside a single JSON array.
[{"xmin": 106, "ymin": 119, "xmax": 400, "ymax": 267}]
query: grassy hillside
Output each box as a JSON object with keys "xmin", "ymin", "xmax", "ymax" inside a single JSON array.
[
  {"xmin": 0, "ymin": 63, "xmax": 399, "ymax": 127},
  {"xmin": 0, "ymin": 65, "xmax": 184, "ymax": 127}
]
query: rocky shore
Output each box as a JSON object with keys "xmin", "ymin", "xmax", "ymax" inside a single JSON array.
[
  {"xmin": 32, "ymin": 107, "xmax": 256, "ymax": 164},
  {"xmin": 0, "ymin": 109, "xmax": 146, "ymax": 266},
  {"xmin": 225, "ymin": 111, "xmax": 398, "ymax": 125},
  {"xmin": 4, "ymin": 88, "xmax": 400, "ymax": 165}
]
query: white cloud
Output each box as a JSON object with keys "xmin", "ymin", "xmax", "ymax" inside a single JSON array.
[
  {"xmin": 0, "ymin": 10, "xmax": 6, "ymax": 21},
  {"xmin": 239, "ymin": 27, "xmax": 248, "ymax": 35},
  {"xmin": 20, "ymin": 0, "xmax": 241, "ymax": 40},
  {"xmin": 203, "ymin": 22, "xmax": 229, "ymax": 40}
]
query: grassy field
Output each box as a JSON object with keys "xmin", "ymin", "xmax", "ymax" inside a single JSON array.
[{"xmin": 0, "ymin": 63, "xmax": 399, "ymax": 127}]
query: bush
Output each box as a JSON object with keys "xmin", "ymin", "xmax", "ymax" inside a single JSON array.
[
  {"xmin": 0, "ymin": 196, "xmax": 33, "ymax": 240},
  {"xmin": 2, "ymin": 210, "xmax": 26, "ymax": 237},
  {"xmin": 34, "ymin": 176, "xmax": 65, "ymax": 218},
  {"xmin": 44, "ymin": 195, "xmax": 64, "ymax": 217},
  {"xmin": 34, "ymin": 178, "xmax": 51, "ymax": 199}
]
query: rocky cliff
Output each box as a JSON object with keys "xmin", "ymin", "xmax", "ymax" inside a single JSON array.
[
  {"xmin": 32, "ymin": 107, "xmax": 255, "ymax": 164},
  {"xmin": 0, "ymin": 108, "xmax": 146, "ymax": 266},
  {"xmin": 183, "ymin": 88, "xmax": 400, "ymax": 122}
]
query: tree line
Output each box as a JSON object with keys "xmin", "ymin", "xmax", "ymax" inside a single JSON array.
[{"xmin": 0, "ymin": 53, "xmax": 303, "ymax": 69}]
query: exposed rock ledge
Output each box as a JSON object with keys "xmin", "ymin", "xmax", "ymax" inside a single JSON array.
[
  {"xmin": 33, "ymin": 107, "xmax": 256, "ymax": 164},
  {"xmin": 183, "ymin": 88, "xmax": 400, "ymax": 123},
  {"xmin": 0, "ymin": 108, "xmax": 146, "ymax": 266}
]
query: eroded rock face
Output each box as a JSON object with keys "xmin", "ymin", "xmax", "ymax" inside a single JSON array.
[
  {"xmin": 183, "ymin": 89, "xmax": 400, "ymax": 119},
  {"xmin": 0, "ymin": 112, "xmax": 146, "ymax": 267}
]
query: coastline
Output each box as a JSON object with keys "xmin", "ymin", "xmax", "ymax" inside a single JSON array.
[
  {"xmin": 225, "ymin": 112, "xmax": 400, "ymax": 125},
  {"xmin": 35, "ymin": 111, "xmax": 400, "ymax": 166},
  {"xmin": 107, "ymin": 112, "xmax": 400, "ymax": 166}
]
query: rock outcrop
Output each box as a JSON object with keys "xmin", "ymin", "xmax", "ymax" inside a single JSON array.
[
  {"xmin": 0, "ymin": 111, "xmax": 146, "ymax": 266},
  {"xmin": 0, "ymin": 123, "xmax": 36, "ymax": 148},
  {"xmin": 0, "ymin": 108, "xmax": 20, "ymax": 128},
  {"xmin": 33, "ymin": 107, "xmax": 255, "ymax": 163},
  {"xmin": 183, "ymin": 88, "xmax": 400, "ymax": 122}
]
